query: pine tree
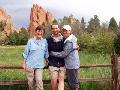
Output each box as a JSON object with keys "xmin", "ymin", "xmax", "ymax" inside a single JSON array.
[
  {"xmin": 108, "ymin": 17, "xmax": 118, "ymax": 32},
  {"xmin": 80, "ymin": 17, "xmax": 86, "ymax": 31},
  {"xmin": 87, "ymin": 15, "xmax": 100, "ymax": 33}
]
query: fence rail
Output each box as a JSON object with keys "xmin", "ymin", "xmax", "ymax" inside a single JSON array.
[
  {"xmin": 0, "ymin": 64, "xmax": 113, "ymax": 69},
  {"xmin": 0, "ymin": 53, "xmax": 119, "ymax": 90}
]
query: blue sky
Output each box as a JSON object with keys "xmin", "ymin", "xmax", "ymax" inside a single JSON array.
[{"xmin": 0, "ymin": 0, "xmax": 120, "ymax": 28}]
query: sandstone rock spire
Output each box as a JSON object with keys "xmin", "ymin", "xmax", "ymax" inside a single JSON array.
[
  {"xmin": 0, "ymin": 6, "xmax": 17, "ymax": 35},
  {"xmin": 28, "ymin": 4, "xmax": 54, "ymax": 37}
]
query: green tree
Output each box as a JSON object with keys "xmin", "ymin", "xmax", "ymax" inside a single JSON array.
[
  {"xmin": 114, "ymin": 32, "xmax": 120, "ymax": 55},
  {"xmin": 59, "ymin": 15, "xmax": 81, "ymax": 35},
  {"xmin": 44, "ymin": 23, "xmax": 51, "ymax": 38},
  {"xmin": 80, "ymin": 17, "xmax": 86, "ymax": 31},
  {"xmin": 60, "ymin": 16, "xmax": 71, "ymax": 25},
  {"xmin": 52, "ymin": 19, "xmax": 58, "ymax": 24},
  {"xmin": 19, "ymin": 30, "xmax": 29, "ymax": 45},
  {"xmin": 108, "ymin": 17, "xmax": 118, "ymax": 32},
  {"xmin": 87, "ymin": 15, "xmax": 100, "ymax": 33},
  {"xmin": 9, "ymin": 31, "xmax": 19, "ymax": 45},
  {"xmin": 101, "ymin": 22, "xmax": 109, "ymax": 32},
  {"xmin": 0, "ymin": 31, "xmax": 9, "ymax": 45},
  {"xmin": 71, "ymin": 19, "xmax": 81, "ymax": 35},
  {"xmin": 9, "ymin": 29, "xmax": 29, "ymax": 45}
]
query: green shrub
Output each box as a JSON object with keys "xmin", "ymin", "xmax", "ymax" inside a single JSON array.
[
  {"xmin": 0, "ymin": 32, "xmax": 9, "ymax": 45},
  {"xmin": 8, "ymin": 30, "xmax": 28, "ymax": 45},
  {"xmin": 96, "ymin": 31, "xmax": 115, "ymax": 53},
  {"xmin": 77, "ymin": 31, "xmax": 115, "ymax": 53},
  {"xmin": 114, "ymin": 32, "xmax": 120, "ymax": 55},
  {"xmin": 77, "ymin": 32, "xmax": 91, "ymax": 49}
]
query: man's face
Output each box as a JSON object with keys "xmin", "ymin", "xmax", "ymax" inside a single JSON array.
[
  {"xmin": 63, "ymin": 29, "xmax": 71, "ymax": 38},
  {"xmin": 35, "ymin": 29, "xmax": 44, "ymax": 39},
  {"xmin": 51, "ymin": 25, "xmax": 59, "ymax": 35}
]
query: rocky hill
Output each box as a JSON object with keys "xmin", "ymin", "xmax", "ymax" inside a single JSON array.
[
  {"xmin": 28, "ymin": 4, "xmax": 54, "ymax": 36},
  {"xmin": 0, "ymin": 6, "xmax": 17, "ymax": 36}
]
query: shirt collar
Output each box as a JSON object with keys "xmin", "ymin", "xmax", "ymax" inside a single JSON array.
[
  {"xmin": 34, "ymin": 37, "xmax": 43, "ymax": 40},
  {"xmin": 64, "ymin": 34, "xmax": 73, "ymax": 43},
  {"xmin": 51, "ymin": 33, "xmax": 62, "ymax": 38},
  {"xmin": 51, "ymin": 33, "xmax": 63, "ymax": 42}
]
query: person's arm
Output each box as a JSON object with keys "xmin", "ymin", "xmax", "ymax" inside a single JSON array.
[
  {"xmin": 44, "ymin": 40, "xmax": 49, "ymax": 68},
  {"xmin": 44, "ymin": 40, "xmax": 49, "ymax": 59},
  {"xmin": 22, "ymin": 40, "xmax": 30, "ymax": 69},
  {"xmin": 50, "ymin": 41, "xmax": 73, "ymax": 58}
]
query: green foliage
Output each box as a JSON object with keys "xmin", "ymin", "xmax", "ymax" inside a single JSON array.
[
  {"xmin": 108, "ymin": 17, "xmax": 118, "ymax": 32},
  {"xmin": 60, "ymin": 16, "xmax": 71, "ymax": 25},
  {"xmin": 101, "ymin": 22, "xmax": 109, "ymax": 31},
  {"xmin": 77, "ymin": 32, "xmax": 91, "ymax": 49},
  {"xmin": 114, "ymin": 32, "xmax": 120, "ymax": 55},
  {"xmin": 78, "ymin": 31, "xmax": 115, "ymax": 53},
  {"xmin": 44, "ymin": 23, "xmax": 51, "ymax": 38},
  {"xmin": 52, "ymin": 19, "xmax": 58, "ymax": 24},
  {"xmin": 95, "ymin": 31, "xmax": 115, "ymax": 53},
  {"xmin": 19, "ymin": 30, "xmax": 29, "ymax": 45},
  {"xmin": 0, "ymin": 31, "xmax": 9, "ymax": 45},
  {"xmin": 87, "ymin": 15, "xmax": 100, "ymax": 33},
  {"xmin": 80, "ymin": 17, "xmax": 86, "ymax": 31},
  {"xmin": 9, "ymin": 31, "xmax": 18, "ymax": 45},
  {"xmin": 71, "ymin": 19, "xmax": 81, "ymax": 35},
  {"xmin": 8, "ymin": 30, "xmax": 28, "ymax": 45},
  {"xmin": 59, "ymin": 15, "xmax": 81, "ymax": 35}
]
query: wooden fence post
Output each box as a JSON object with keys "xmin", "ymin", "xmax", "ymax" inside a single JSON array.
[{"xmin": 111, "ymin": 52, "xmax": 118, "ymax": 90}]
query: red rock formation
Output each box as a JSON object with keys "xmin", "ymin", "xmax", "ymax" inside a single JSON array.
[
  {"xmin": 28, "ymin": 4, "xmax": 54, "ymax": 37},
  {"xmin": 0, "ymin": 6, "xmax": 17, "ymax": 35},
  {"xmin": 0, "ymin": 7, "xmax": 7, "ymax": 21}
]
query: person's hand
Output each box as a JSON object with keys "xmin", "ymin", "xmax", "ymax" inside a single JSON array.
[
  {"xmin": 21, "ymin": 61, "xmax": 26, "ymax": 69},
  {"xmin": 77, "ymin": 45, "xmax": 80, "ymax": 51},
  {"xmin": 44, "ymin": 59, "xmax": 49, "ymax": 69},
  {"xmin": 75, "ymin": 45, "xmax": 80, "ymax": 51},
  {"xmin": 45, "ymin": 59, "xmax": 49, "ymax": 66}
]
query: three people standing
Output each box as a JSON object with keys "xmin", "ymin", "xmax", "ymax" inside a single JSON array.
[{"xmin": 22, "ymin": 24, "xmax": 80, "ymax": 90}]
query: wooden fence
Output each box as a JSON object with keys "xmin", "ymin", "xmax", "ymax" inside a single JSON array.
[{"xmin": 0, "ymin": 52, "xmax": 119, "ymax": 90}]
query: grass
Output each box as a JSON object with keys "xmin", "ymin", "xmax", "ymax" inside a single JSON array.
[{"xmin": 0, "ymin": 46, "xmax": 117, "ymax": 90}]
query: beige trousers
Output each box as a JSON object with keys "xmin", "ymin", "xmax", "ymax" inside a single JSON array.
[
  {"xmin": 26, "ymin": 67, "xmax": 43, "ymax": 90},
  {"xmin": 49, "ymin": 66, "xmax": 66, "ymax": 90}
]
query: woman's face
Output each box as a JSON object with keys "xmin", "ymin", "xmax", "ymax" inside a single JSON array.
[
  {"xmin": 35, "ymin": 29, "xmax": 44, "ymax": 39},
  {"xmin": 63, "ymin": 29, "xmax": 71, "ymax": 38}
]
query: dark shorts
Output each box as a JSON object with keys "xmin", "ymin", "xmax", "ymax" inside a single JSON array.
[{"xmin": 66, "ymin": 69, "xmax": 79, "ymax": 90}]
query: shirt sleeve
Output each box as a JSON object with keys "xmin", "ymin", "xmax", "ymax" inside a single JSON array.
[
  {"xmin": 50, "ymin": 41, "xmax": 73, "ymax": 58},
  {"xmin": 22, "ymin": 40, "xmax": 30, "ymax": 61},
  {"xmin": 44, "ymin": 40, "xmax": 49, "ymax": 59}
]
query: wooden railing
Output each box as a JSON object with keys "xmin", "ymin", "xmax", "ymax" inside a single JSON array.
[{"xmin": 0, "ymin": 52, "xmax": 119, "ymax": 90}]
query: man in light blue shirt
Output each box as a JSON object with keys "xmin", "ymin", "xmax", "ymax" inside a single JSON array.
[{"xmin": 22, "ymin": 25, "xmax": 49, "ymax": 90}]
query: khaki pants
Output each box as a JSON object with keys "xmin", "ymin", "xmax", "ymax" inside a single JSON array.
[
  {"xmin": 26, "ymin": 67, "xmax": 43, "ymax": 90},
  {"xmin": 49, "ymin": 66, "xmax": 66, "ymax": 90}
]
